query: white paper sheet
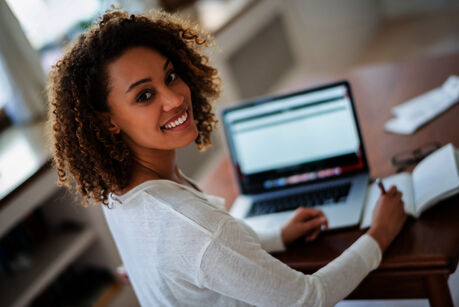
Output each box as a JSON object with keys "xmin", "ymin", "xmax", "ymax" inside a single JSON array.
[
  {"xmin": 360, "ymin": 173, "xmax": 414, "ymax": 229},
  {"xmin": 385, "ymin": 75, "xmax": 459, "ymax": 135}
]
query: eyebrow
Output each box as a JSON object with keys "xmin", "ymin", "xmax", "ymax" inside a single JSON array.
[
  {"xmin": 125, "ymin": 78, "xmax": 151, "ymax": 93},
  {"xmin": 125, "ymin": 59, "xmax": 171, "ymax": 93},
  {"xmin": 163, "ymin": 58, "xmax": 170, "ymax": 71}
]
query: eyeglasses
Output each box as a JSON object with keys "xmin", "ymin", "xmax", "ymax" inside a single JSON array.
[{"xmin": 391, "ymin": 142, "xmax": 441, "ymax": 172}]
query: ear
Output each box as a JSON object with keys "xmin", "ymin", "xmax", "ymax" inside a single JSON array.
[{"xmin": 98, "ymin": 112, "xmax": 121, "ymax": 135}]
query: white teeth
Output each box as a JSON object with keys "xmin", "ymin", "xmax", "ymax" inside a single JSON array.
[{"xmin": 163, "ymin": 111, "xmax": 188, "ymax": 129}]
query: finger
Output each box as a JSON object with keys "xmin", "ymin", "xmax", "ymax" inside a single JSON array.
[
  {"xmin": 298, "ymin": 207, "xmax": 323, "ymax": 216},
  {"xmin": 387, "ymin": 190, "xmax": 401, "ymax": 199},
  {"xmin": 316, "ymin": 210, "xmax": 326, "ymax": 218},
  {"xmin": 316, "ymin": 213, "xmax": 328, "ymax": 230},
  {"xmin": 314, "ymin": 213, "xmax": 328, "ymax": 230},
  {"xmin": 309, "ymin": 210, "xmax": 327, "ymax": 222},
  {"xmin": 387, "ymin": 186, "xmax": 398, "ymax": 196},
  {"xmin": 292, "ymin": 207, "xmax": 323, "ymax": 222},
  {"xmin": 305, "ymin": 227, "xmax": 321, "ymax": 242},
  {"xmin": 301, "ymin": 216, "xmax": 327, "ymax": 233},
  {"xmin": 384, "ymin": 188, "xmax": 402, "ymax": 200}
]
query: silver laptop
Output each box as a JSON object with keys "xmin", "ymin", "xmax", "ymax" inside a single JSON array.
[{"xmin": 221, "ymin": 81, "xmax": 370, "ymax": 232}]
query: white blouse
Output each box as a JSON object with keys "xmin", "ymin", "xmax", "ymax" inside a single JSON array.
[{"xmin": 102, "ymin": 179, "xmax": 381, "ymax": 307}]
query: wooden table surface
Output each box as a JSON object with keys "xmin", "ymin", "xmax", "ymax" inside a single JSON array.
[{"xmin": 199, "ymin": 52, "xmax": 459, "ymax": 306}]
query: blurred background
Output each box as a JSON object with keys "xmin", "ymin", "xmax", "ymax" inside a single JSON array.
[{"xmin": 0, "ymin": 0, "xmax": 458, "ymax": 306}]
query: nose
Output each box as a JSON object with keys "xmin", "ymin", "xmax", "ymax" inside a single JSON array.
[{"xmin": 161, "ymin": 87, "xmax": 184, "ymax": 112}]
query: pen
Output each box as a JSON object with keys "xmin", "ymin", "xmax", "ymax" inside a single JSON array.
[{"xmin": 376, "ymin": 178, "xmax": 386, "ymax": 194}]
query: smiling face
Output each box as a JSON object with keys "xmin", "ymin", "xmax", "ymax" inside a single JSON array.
[{"xmin": 104, "ymin": 47, "xmax": 198, "ymax": 155}]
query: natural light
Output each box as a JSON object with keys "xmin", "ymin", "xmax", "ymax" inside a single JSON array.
[{"xmin": 6, "ymin": 0, "xmax": 100, "ymax": 49}]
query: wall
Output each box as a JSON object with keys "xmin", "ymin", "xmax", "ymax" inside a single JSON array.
[
  {"xmin": 285, "ymin": 0, "xmax": 381, "ymax": 72},
  {"xmin": 380, "ymin": 0, "xmax": 459, "ymax": 19}
]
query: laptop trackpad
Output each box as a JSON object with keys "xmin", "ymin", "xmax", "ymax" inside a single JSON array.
[{"xmin": 242, "ymin": 203, "xmax": 358, "ymax": 234}]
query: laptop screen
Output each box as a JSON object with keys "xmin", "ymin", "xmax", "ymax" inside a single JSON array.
[{"xmin": 222, "ymin": 81, "xmax": 368, "ymax": 194}]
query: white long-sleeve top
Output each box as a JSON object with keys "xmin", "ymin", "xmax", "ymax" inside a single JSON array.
[{"xmin": 102, "ymin": 179, "xmax": 382, "ymax": 307}]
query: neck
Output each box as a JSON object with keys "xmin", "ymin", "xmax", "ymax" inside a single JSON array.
[
  {"xmin": 117, "ymin": 149, "xmax": 181, "ymax": 196},
  {"xmin": 133, "ymin": 149, "xmax": 179, "ymax": 181},
  {"xmin": 121, "ymin": 134, "xmax": 184, "ymax": 190}
]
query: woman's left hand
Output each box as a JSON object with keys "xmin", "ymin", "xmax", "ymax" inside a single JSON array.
[{"xmin": 281, "ymin": 207, "xmax": 328, "ymax": 246}]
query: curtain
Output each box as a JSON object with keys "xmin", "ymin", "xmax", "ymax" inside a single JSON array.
[{"xmin": 0, "ymin": 0, "xmax": 46, "ymax": 124}]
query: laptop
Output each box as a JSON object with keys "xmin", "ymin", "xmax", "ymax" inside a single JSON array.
[{"xmin": 221, "ymin": 81, "xmax": 370, "ymax": 232}]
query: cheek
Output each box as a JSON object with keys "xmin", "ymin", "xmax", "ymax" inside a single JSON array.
[
  {"xmin": 178, "ymin": 80, "xmax": 192, "ymax": 100},
  {"xmin": 116, "ymin": 106, "xmax": 162, "ymax": 135}
]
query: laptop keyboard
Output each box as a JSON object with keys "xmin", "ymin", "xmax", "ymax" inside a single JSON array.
[{"xmin": 246, "ymin": 182, "xmax": 351, "ymax": 218}]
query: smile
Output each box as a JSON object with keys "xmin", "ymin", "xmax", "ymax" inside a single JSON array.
[{"xmin": 161, "ymin": 108, "xmax": 190, "ymax": 130}]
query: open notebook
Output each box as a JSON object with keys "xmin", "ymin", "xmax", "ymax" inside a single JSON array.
[{"xmin": 361, "ymin": 143, "xmax": 459, "ymax": 229}]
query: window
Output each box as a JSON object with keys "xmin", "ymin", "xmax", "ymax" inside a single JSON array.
[
  {"xmin": 0, "ymin": 0, "xmax": 103, "ymax": 127},
  {"xmin": 6, "ymin": 0, "xmax": 101, "ymax": 73}
]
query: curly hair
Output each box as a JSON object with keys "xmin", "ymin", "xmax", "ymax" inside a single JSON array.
[{"xmin": 48, "ymin": 9, "xmax": 221, "ymax": 207}]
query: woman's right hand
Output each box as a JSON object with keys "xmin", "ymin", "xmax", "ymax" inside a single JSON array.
[{"xmin": 367, "ymin": 186, "xmax": 408, "ymax": 252}]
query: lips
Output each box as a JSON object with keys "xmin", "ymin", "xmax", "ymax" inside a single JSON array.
[{"xmin": 161, "ymin": 107, "xmax": 189, "ymax": 130}]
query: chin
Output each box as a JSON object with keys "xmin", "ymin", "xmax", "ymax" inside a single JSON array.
[{"xmin": 177, "ymin": 129, "xmax": 199, "ymax": 149}]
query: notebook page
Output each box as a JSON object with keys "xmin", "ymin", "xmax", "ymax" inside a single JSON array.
[
  {"xmin": 412, "ymin": 143, "xmax": 459, "ymax": 216},
  {"xmin": 360, "ymin": 173, "xmax": 414, "ymax": 229}
]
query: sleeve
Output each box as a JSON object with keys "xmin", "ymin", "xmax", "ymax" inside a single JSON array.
[
  {"xmin": 235, "ymin": 218, "xmax": 286, "ymax": 253},
  {"xmin": 256, "ymin": 227, "xmax": 286, "ymax": 253},
  {"xmin": 198, "ymin": 218, "xmax": 381, "ymax": 307}
]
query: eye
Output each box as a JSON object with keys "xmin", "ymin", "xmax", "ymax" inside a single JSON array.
[
  {"xmin": 166, "ymin": 70, "xmax": 178, "ymax": 85},
  {"xmin": 136, "ymin": 90, "xmax": 153, "ymax": 103}
]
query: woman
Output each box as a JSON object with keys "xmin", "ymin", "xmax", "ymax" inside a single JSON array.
[{"xmin": 48, "ymin": 10, "xmax": 407, "ymax": 306}]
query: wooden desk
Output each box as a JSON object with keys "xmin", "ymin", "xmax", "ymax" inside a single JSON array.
[{"xmin": 200, "ymin": 52, "xmax": 459, "ymax": 307}]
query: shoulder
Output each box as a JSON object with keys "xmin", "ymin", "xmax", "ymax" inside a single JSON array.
[{"xmin": 116, "ymin": 180, "xmax": 231, "ymax": 235}]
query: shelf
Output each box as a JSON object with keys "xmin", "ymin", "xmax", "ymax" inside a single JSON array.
[
  {"xmin": 0, "ymin": 121, "xmax": 50, "ymax": 201},
  {"xmin": 0, "ymin": 166, "xmax": 58, "ymax": 238},
  {"xmin": 93, "ymin": 281, "xmax": 122, "ymax": 307},
  {"xmin": 0, "ymin": 227, "xmax": 96, "ymax": 307}
]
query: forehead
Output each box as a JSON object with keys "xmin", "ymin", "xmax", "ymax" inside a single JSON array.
[{"xmin": 107, "ymin": 47, "xmax": 168, "ymax": 86}]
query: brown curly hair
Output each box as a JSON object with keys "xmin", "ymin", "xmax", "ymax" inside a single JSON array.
[{"xmin": 48, "ymin": 9, "xmax": 220, "ymax": 207}]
